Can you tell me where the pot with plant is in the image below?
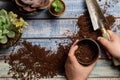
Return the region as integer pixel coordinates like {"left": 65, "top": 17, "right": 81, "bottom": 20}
{"left": 48, "top": 0, "right": 66, "bottom": 16}
{"left": 0, "top": 9, "right": 28, "bottom": 48}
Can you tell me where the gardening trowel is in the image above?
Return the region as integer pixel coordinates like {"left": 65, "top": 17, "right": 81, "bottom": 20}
{"left": 85, "top": 0, "right": 120, "bottom": 66}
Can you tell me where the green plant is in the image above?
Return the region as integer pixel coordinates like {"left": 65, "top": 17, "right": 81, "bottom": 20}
{"left": 0, "top": 9, "right": 28, "bottom": 44}
{"left": 51, "top": 0, "right": 63, "bottom": 13}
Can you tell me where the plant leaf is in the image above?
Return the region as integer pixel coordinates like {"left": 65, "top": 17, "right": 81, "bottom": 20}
{"left": 0, "top": 35, "right": 8, "bottom": 44}
{"left": 0, "top": 35, "right": 4, "bottom": 39}
{"left": 52, "top": 0, "right": 63, "bottom": 13}
{"left": 0, "top": 30, "right": 2, "bottom": 36}
{"left": 7, "top": 31, "right": 15, "bottom": 38}
{"left": 3, "top": 29, "right": 9, "bottom": 34}
{"left": 23, "top": 22, "right": 28, "bottom": 28}
{"left": 52, "top": 2, "right": 57, "bottom": 8}
{"left": 57, "top": 2, "right": 63, "bottom": 9}
{"left": 0, "top": 9, "right": 7, "bottom": 17}
{"left": 0, "top": 16, "right": 6, "bottom": 24}
{"left": 55, "top": 8, "right": 61, "bottom": 13}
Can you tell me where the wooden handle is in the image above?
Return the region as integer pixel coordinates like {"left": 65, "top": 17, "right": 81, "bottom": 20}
{"left": 101, "top": 27, "right": 110, "bottom": 40}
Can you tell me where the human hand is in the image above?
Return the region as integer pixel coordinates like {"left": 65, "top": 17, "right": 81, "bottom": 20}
{"left": 97, "top": 30, "right": 120, "bottom": 59}
{"left": 65, "top": 40, "right": 97, "bottom": 80}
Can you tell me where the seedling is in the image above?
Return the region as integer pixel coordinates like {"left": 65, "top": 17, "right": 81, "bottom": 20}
{"left": 51, "top": 0, "right": 63, "bottom": 13}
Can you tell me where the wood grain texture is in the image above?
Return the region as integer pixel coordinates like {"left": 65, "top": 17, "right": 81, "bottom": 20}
{"left": 22, "top": 19, "right": 80, "bottom": 38}
{"left": 21, "top": 19, "right": 120, "bottom": 38}
{"left": 0, "top": 0, "right": 120, "bottom": 79}
{"left": 22, "top": 19, "right": 78, "bottom": 38}
{"left": 0, "top": 78, "right": 120, "bottom": 80}
{"left": 0, "top": 39, "right": 111, "bottom": 58}
{"left": 0, "top": 0, "right": 120, "bottom": 18}
{"left": 0, "top": 60, "right": 119, "bottom": 78}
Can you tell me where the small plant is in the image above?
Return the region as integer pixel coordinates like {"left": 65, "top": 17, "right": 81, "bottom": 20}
{"left": 51, "top": 0, "right": 64, "bottom": 13}
{"left": 0, "top": 9, "right": 28, "bottom": 44}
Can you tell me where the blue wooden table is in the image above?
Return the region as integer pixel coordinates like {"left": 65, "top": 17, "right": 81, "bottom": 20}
{"left": 0, "top": 0, "right": 120, "bottom": 80}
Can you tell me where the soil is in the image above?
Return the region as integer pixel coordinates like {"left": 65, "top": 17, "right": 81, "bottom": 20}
{"left": 76, "top": 11, "right": 115, "bottom": 41}
{"left": 75, "top": 39, "right": 99, "bottom": 66}
{"left": 5, "top": 41, "right": 70, "bottom": 79}
{"left": 4, "top": 10, "right": 116, "bottom": 79}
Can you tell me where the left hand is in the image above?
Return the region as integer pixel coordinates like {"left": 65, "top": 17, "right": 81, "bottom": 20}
{"left": 65, "top": 40, "right": 98, "bottom": 80}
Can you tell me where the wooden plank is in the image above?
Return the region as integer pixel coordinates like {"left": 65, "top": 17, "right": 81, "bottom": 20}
{"left": 91, "top": 60, "right": 120, "bottom": 77}
{"left": 0, "top": 0, "right": 120, "bottom": 18}
{"left": 21, "top": 18, "right": 120, "bottom": 38}
{"left": 17, "top": 39, "right": 113, "bottom": 59}
{"left": 111, "top": 19, "right": 120, "bottom": 35}
{"left": 0, "top": 0, "right": 119, "bottom": 80}
{"left": 0, "top": 37, "right": 120, "bottom": 59}
{"left": 0, "top": 39, "right": 109, "bottom": 58}
{"left": 0, "top": 39, "right": 72, "bottom": 54}
{"left": 0, "top": 78, "right": 120, "bottom": 80}
{"left": 0, "top": 60, "right": 10, "bottom": 78}
{"left": 88, "top": 78, "right": 120, "bottom": 80}
{"left": 22, "top": 19, "right": 78, "bottom": 38}
{"left": 0, "top": 40, "right": 119, "bottom": 78}
{"left": 98, "top": 0, "right": 120, "bottom": 18}
{"left": 0, "top": 60, "right": 119, "bottom": 78}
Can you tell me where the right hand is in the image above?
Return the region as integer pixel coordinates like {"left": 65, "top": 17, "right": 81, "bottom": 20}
{"left": 97, "top": 30, "right": 120, "bottom": 59}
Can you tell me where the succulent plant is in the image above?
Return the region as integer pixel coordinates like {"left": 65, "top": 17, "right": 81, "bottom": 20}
{"left": 0, "top": 9, "right": 28, "bottom": 44}
{"left": 51, "top": 0, "right": 63, "bottom": 13}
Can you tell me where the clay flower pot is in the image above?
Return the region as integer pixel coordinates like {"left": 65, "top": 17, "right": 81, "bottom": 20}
{"left": 0, "top": 9, "right": 28, "bottom": 48}
{"left": 12, "top": 0, "right": 50, "bottom": 15}
{"left": 75, "top": 38, "right": 100, "bottom": 66}
{"left": 48, "top": 0, "right": 66, "bottom": 16}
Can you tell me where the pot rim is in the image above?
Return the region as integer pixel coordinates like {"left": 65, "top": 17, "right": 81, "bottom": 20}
{"left": 76, "top": 38, "right": 100, "bottom": 66}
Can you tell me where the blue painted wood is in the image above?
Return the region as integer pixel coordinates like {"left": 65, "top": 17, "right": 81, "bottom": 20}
{"left": 0, "top": 60, "right": 119, "bottom": 78}
{"left": 98, "top": 0, "right": 120, "bottom": 17}
{"left": 0, "top": 0, "right": 120, "bottom": 18}
{"left": 0, "top": 38, "right": 70, "bottom": 52}
{"left": 22, "top": 19, "right": 79, "bottom": 38}
{"left": 21, "top": 19, "right": 120, "bottom": 38}
{"left": 0, "top": 0, "right": 119, "bottom": 59}
{"left": 0, "top": 38, "right": 111, "bottom": 58}
{"left": 20, "top": 38, "right": 72, "bottom": 52}
{"left": 0, "top": 39, "right": 72, "bottom": 55}
{"left": 0, "top": 0, "right": 120, "bottom": 79}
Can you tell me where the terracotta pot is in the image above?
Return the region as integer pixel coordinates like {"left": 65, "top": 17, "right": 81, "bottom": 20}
{"left": 0, "top": 33, "right": 21, "bottom": 49}
{"left": 48, "top": 0, "right": 66, "bottom": 16}
{"left": 13, "top": 0, "right": 50, "bottom": 15}
{"left": 75, "top": 38, "right": 100, "bottom": 66}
